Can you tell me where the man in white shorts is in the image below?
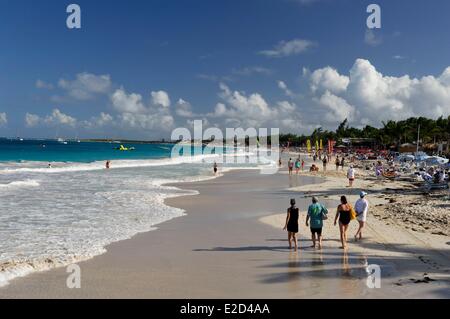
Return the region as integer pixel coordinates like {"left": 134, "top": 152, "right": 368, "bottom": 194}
{"left": 354, "top": 191, "right": 369, "bottom": 241}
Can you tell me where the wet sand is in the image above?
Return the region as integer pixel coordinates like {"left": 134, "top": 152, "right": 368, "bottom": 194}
{"left": 0, "top": 164, "right": 449, "bottom": 298}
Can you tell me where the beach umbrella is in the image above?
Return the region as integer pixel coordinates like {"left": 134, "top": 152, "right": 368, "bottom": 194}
{"left": 425, "top": 156, "right": 449, "bottom": 166}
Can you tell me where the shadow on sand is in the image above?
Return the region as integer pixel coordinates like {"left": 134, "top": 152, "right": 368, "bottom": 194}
{"left": 193, "top": 238, "right": 450, "bottom": 298}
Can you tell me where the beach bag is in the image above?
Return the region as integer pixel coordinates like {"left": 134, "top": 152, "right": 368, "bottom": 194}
{"left": 321, "top": 205, "right": 328, "bottom": 220}
{"left": 349, "top": 205, "right": 357, "bottom": 220}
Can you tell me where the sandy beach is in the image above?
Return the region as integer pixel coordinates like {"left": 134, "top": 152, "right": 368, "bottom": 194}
{"left": 0, "top": 157, "right": 449, "bottom": 298}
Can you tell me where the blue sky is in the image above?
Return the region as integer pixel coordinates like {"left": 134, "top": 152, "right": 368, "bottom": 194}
{"left": 1, "top": 0, "right": 450, "bottom": 139}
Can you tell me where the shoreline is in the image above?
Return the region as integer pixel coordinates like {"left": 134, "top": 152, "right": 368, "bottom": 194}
{"left": 0, "top": 158, "right": 449, "bottom": 298}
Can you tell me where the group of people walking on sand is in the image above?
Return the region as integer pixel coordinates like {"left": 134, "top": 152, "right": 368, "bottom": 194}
{"left": 283, "top": 191, "right": 369, "bottom": 251}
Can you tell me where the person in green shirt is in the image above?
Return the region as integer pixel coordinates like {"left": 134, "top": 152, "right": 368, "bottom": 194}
{"left": 306, "top": 197, "right": 328, "bottom": 249}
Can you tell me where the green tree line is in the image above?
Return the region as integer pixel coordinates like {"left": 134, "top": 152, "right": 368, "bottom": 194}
{"left": 279, "top": 116, "right": 450, "bottom": 149}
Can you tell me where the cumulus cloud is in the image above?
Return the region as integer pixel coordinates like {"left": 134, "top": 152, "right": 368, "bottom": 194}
{"left": 308, "top": 66, "right": 350, "bottom": 94}
{"left": 207, "top": 83, "right": 304, "bottom": 130}
{"left": 259, "top": 39, "right": 315, "bottom": 58}
{"left": 176, "top": 99, "right": 194, "bottom": 117}
{"left": 316, "top": 91, "right": 355, "bottom": 123}
{"left": 23, "top": 60, "right": 450, "bottom": 137}
{"left": 278, "top": 81, "right": 294, "bottom": 97}
{"left": 25, "top": 109, "right": 77, "bottom": 128}
{"left": 151, "top": 90, "right": 171, "bottom": 107}
{"left": 45, "top": 109, "right": 77, "bottom": 127}
{"left": 82, "top": 112, "right": 114, "bottom": 129}
{"left": 25, "top": 113, "right": 40, "bottom": 127}
{"left": 111, "top": 88, "right": 146, "bottom": 113}
{"left": 110, "top": 88, "right": 174, "bottom": 132}
{"left": 282, "top": 58, "right": 450, "bottom": 130}
{"left": 58, "top": 73, "right": 112, "bottom": 100}
{"left": 0, "top": 113, "right": 7, "bottom": 127}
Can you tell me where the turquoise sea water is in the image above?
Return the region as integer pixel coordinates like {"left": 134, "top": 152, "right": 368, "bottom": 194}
{"left": 0, "top": 138, "right": 179, "bottom": 163}
{"left": 0, "top": 138, "right": 273, "bottom": 286}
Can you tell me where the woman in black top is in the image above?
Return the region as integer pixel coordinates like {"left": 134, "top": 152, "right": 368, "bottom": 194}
{"left": 334, "top": 196, "right": 351, "bottom": 249}
{"left": 283, "top": 199, "right": 299, "bottom": 251}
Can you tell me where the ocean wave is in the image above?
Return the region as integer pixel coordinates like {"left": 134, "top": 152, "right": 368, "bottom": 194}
{"left": 0, "top": 151, "right": 275, "bottom": 287}
{"left": 0, "top": 179, "right": 40, "bottom": 188}
{"left": 0, "top": 151, "right": 265, "bottom": 175}
{"left": 0, "top": 154, "right": 223, "bottom": 174}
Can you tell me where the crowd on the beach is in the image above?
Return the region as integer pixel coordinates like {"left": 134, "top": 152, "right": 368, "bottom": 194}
{"left": 281, "top": 147, "right": 449, "bottom": 251}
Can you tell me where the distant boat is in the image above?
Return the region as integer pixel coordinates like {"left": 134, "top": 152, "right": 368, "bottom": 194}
{"left": 57, "top": 138, "right": 68, "bottom": 145}
{"left": 114, "top": 145, "right": 135, "bottom": 151}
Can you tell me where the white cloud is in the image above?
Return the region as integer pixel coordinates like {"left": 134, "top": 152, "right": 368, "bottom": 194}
{"left": 110, "top": 88, "right": 174, "bottom": 132}
{"left": 316, "top": 91, "right": 355, "bottom": 123}
{"left": 58, "top": 73, "right": 112, "bottom": 100}
{"left": 25, "top": 109, "right": 77, "bottom": 128}
{"left": 45, "top": 109, "right": 77, "bottom": 127}
{"left": 393, "top": 55, "right": 405, "bottom": 60}
{"left": 309, "top": 66, "right": 350, "bottom": 94}
{"left": 82, "top": 112, "right": 114, "bottom": 129}
{"left": 25, "top": 113, "right": 40, "bottom": 127}
{"left": 151, "top": 90, "right": 171, "bottom": 107}
{"left": 207, "top": 83, "right": 304, "bottom": 130}
{"left": 176, "top": 99, "right": 194, "bottom": 117}
{"left": 36, "top": 79, "right": 54, "bottom": 90}
{"left": 111, "top": 88, "right": 146, "bottom": 113}
{"left": 117, "top": 113, "right": 174, "bottom": 132}
{"left": 278, "top": 81, "right": 294, "bottom": 97}
{"left": 0, "top": 113, "right": 7, "bottom": 127}
{"left": 364, "top": 29, "right": 382, "bottom": 46}
{"left": 292, "top": 58, "right": 450, "bottom": 128}
{"left": 259, "top": 39, "right": 315, "bottom": 58}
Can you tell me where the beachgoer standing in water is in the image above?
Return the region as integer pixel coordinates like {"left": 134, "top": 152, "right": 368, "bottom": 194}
{"left": 295, "top": 158, "right": 301, "bottom": 174}
{"left": 347, "top": 165, "right": 355, "bottom": 187}
{"left": 334, "top": 196, "right": 353, "bottom": 249}
{"left": 301, "top": 159, "right": 305, "bottom": 171}
{"left": 213, "top": 161, "right": 218, "bottom": 175}
{"left": 288, "top": 158, "right": 294, "bottom": 175}
{"left": 306, "top": 197, "right": 328, "bottom": 249}
{"left": 283, "top": 199, "right": 299, "bottom": 251}
{"left": 106, "top": 160, "right": 111, "bottom": 169}
{"left": 354, "top": 191, "right": 369, "bottom": 241}
{"left": 322, "top": 156, "right": 328, "bottom": 172}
